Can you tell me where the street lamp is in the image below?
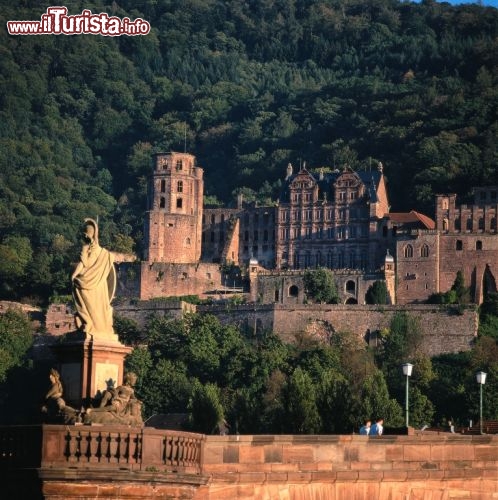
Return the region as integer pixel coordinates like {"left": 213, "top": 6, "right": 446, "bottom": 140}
{"left": 476, "top": 371, "right": 487, "bottom": 434}
{"left": 402, "top": 363, "right": 414, "bottom": 427}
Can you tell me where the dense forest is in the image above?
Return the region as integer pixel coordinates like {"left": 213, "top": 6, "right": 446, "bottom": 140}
{"left": 1, "top": 0, "right": 498, "bottom": 302}
{"left": 2, "top": 0, "right": 498, "bottom": 433}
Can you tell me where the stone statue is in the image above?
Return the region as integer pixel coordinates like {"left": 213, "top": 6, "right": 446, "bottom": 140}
{"left": 72, "top": 218, "right": 116, "bottom": 340}
{"left": 84, "top": 372, "right": 143, "bottom": 426}
{"left": 41, "top": 368, "right": 78, "bottom": 424}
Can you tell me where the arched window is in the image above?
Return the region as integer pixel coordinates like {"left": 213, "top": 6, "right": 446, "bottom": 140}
{"left": 160, "top": 180, "right": 166, "bottom": 193}
{"left": 185, "top": 237, "right": 191, "bottom": 246}
{"left": 289, "top": 285, "right": 299, "bottom": 297}
{"left": 346, "top": 280, "right": 355, "bottom": 293}
{"left": 454, "top": 217, "right": 461, "bottom": 231}
{"left": 491, "top": 217, "right": 496, "bottom": 231}
{"left": 466, "top": 218, "right": 472, "bottom": 231}
{"left": 476, "top": 240, "right": 483, "bottom": 250}
{"left": 479, "top": 218, "right": 484, "bottom": 230}
{"left": 159, "top": 197, "right": 166, "bottom": 208}
{"left": 421, "top": 244, "right": 429, "bottom": 258}
{"left": 456, "top": 240, "right": 463, "bottom": 251}
{"left": 404, "top": 244, "right": 413, "bottom": 258}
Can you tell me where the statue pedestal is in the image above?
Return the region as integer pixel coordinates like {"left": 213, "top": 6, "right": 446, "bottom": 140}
{"left": 51, "top": 331, "right": 132, "bottom": 406}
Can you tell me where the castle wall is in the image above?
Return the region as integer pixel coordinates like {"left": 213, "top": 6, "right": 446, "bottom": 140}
{"left": 201, "top": 208, "right": 239, "bottom": 263}
{"left": 138, "top": 262, "right": 223, "bottom": 300}
{"left": 198, "top": 304, "right": 477, "bottom": 357}
{"left": 395, "top": 231, "right": 439, "bottom": 304}
{"left": 252, "top": 270, "right": 387, "bottom": 305}
{"left": 114, "top": 299, "right": 196, "bottom": 328}
{"left": 438, "top": 233, "right": 498, "bottom": 303}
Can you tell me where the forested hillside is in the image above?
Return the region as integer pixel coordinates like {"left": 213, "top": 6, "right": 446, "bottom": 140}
{"left": 1, "top": 0, "right": 498, "bottom": 302}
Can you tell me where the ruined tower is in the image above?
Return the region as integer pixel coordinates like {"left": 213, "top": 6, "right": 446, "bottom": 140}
{"left": 144, "top": 152, "right": 203, "bottom": 263}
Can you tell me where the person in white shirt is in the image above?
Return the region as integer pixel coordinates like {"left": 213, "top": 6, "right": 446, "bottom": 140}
{"left": 370, "top": 418, "right": 384, "bottom": 436}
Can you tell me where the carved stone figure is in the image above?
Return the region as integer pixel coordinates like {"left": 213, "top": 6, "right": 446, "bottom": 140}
{"left": 84, "top": 372, "right": 143, "bottom": 426}
{"left": 41, "top": 368, "right": 78, "bottom": 424}
{"left": 72, "top": 218, "right": 116, "bottom": 340}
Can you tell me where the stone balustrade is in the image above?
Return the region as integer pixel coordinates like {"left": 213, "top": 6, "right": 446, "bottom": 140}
{"left": 0, "top": 424, "right": 204, "bottom": 473}
{"left": 4, "top": 426, "right": 498, "bottom": 499}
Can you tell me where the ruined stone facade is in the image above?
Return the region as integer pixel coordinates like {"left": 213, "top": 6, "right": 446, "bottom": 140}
{"left": 144, "top": 152, "right": 203, "bottom": 264}
{"left": 275, "top": 164, "right": 389, "bottom": 273}
{"left": 128, "top": 151, "right": 498, "bottom": 305}
{"left": 396, "top": 188, "right": 498, "bottom": 304}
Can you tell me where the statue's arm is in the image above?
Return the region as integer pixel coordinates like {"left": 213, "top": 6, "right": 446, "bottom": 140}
{"left": 71, "top": 245, "right": 91, "bottom": 280}
{"left": 71, "top": 262, "right": 84, "bottom": 281}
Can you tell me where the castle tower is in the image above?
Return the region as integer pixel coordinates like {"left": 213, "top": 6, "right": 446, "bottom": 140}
{"left": 384, "top": 250, "right": 395, "bottom": 304}
{"left": 144, "top": 152, "right": 203, "bottom": 263}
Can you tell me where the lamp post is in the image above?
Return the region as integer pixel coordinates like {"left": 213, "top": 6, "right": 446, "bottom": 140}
{"left": 402, "top": 363, "right": 414, "bottom": 427}
{"left": 476, "top": 371, "right": 487, "bottom": 434}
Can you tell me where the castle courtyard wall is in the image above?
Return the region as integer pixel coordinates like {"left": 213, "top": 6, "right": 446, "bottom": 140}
{"left": 199, "top": 304, "right": 477, "bottom": 357}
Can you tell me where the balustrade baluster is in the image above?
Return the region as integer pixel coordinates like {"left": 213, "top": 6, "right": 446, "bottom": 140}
{"left": 67, "top": 431, "right": 79, "bottom": 462}
{"left": 122, "top": 433, "right": 130, "bottom": 462}
{"left": 109, "top": 432, "right": 119, "bottom": 463}
{"left": 88, "top": 431, "right": 99, "bottom": 463}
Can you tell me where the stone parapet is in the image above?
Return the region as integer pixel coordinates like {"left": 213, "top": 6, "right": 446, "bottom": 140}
{"left": 197, "top": 433, "right": 498, "bottom": 499}
{"left": 4, "top": 427, "right": 498, "bottom": 499}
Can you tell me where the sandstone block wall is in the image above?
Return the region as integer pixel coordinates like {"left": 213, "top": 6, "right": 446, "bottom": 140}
{"left": 114, "top": 299, "right": 196, "bottom": 328}
{"left": 200, "top": 304, "right": 477, "bottom": 357}
{"left": 196, "top": 433, "right": 498, "bottom": 500}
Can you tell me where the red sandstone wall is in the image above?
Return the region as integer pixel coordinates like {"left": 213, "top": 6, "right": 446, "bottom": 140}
{"left": 139, "top": 261, "right": 223, "bottom": 299}
{"left": 396, "top": 232, "right": 439, "bottom": 304}
{"left": 195, "top": 434, "right": 498, "bottom": 500}
{"left": 438, "top": 233, "right": 498, "bottom": 303}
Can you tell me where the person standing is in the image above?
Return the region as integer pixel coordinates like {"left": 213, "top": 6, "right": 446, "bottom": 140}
{"left": 370, "top": 418, "right": 384, "bottom": 436}
{"left": 359, "top": 419, "right": 371, "bottom": 435}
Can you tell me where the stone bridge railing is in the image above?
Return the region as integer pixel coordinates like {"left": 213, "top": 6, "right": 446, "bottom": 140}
{"left": 0, "top": 424, "right": 204, "bottom": 474}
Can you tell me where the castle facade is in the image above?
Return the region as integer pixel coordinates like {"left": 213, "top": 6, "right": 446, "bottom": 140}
{"left": 119, "top": 151, "right": 498, "bottom": 305}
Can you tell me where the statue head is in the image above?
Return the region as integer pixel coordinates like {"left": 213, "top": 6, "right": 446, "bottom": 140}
{"left": 49, "top": 368, "right": 60, "bottom": 383}
{"left": 123, "top": 372, "right": 137, "bottom": 387}
{"left": 83, "top": 218, "right": 99, "bottom": 245}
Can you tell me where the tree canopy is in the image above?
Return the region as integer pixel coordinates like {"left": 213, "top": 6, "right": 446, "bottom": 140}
{"left": 1, "top": 0, "right": 498, "bottom": 304}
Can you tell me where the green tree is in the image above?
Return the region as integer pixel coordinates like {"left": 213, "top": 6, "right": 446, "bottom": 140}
{"left": 140, "top": 359, "right": 192, "bottom": 419}
{"left": 303, "top": 268, "right": 339, "bottom": 304}
{"left": 451, "top": 270, "right": 470, "bottom": 304}
{"left": 365, "top": 280, "right": 389, "bottom": 305}
{"left": 0, "top": 309, "right": 33, "bottom": 383}
{"left": 188, "top": 381, "right": 224, "bottom": 434}
{"left": 282, "top": 367, "right": 321, "bottom": 434}
{"left": 357, "top": 370, "right": 404, "bottom": 429}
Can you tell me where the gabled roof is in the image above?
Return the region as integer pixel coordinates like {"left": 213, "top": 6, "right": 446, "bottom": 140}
{"left": 388, "top": 210, "right": 435, "bottom": 230}
{"left": 280, "top": 167, "right": 384, "bottom": 203}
